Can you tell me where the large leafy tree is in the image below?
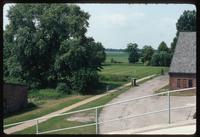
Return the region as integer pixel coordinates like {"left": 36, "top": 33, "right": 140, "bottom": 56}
{"left": 141, "top": 45, "right": 154, "bottom": 65}
{"left": 126, "top": 43, "right": 139, "bottom": 64}
{"left": 150, "top": 51, "right": 171, "bottom": 67}
{"left": 176, "top": 10, "right": 196, "bottom": 32}
{"left": 4, "top": 4, "right": 106, "bottom": 92}
{"left": 170, "top": 10, "right": 196, "bottom": 53}
{"left": 158, "top": 41, "right": 169, "bottom": 52}
{"left": 150, "top": 42, "right": 171, "bottom": 67}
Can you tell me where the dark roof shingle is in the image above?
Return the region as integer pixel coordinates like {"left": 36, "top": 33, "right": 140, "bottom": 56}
{"left": 169, "top": 32, "right": 196, "bottom": 74}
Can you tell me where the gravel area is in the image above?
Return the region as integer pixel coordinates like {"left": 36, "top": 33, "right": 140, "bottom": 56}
{"left": 99, "top": 75, "right": 196, "bottom": 134}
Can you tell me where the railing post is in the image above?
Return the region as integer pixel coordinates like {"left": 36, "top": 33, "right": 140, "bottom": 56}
{"left": 95, "top": 107, "right": 98, "bottom": 134}
{"left": 36, "top": 119, "right": 39, "bottom": 134}
{"left": 168, "top": 91, "right": 171, "bottom": 124}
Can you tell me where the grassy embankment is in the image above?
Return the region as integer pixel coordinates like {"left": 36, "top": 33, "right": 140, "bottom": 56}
{"left": 4, "top": 51, "right": 169, "bottom": 134}
{"left": 4, "top": 89, "right": 91, "bottom": 125}
{"left": 14, "top": 86, "right": 131, "bottom": 134}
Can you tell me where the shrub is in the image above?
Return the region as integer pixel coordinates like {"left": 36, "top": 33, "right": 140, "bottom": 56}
{"left": 56, "top": 83, "right": 71, "bottom": 94}
{"left": 70, "top": 68, "right": 99, "bottom": 93}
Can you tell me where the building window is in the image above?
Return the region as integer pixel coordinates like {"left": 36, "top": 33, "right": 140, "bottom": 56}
{"left": 188, "top": 79, "right": 193, "bottom": 88}
{"left": 177, "top": 79, "right": 181, "bottom": 88}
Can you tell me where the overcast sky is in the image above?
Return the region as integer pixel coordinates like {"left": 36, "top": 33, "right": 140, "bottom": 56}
{"left": 3, "top": 4, "right": 196, "bottom": 49}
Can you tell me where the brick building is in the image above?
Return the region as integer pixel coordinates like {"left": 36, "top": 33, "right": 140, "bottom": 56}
{"left": 169, "top": 32, "right": 196, "bottom": 90}
{"left": 3, "top": 83, "right": 28, "bottom": 114}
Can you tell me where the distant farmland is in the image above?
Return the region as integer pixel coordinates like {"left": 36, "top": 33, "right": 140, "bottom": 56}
{"left": 105, "top": 51, "right": 128, "bottom": 63}
{"left": 100, "top": 51, "right": 169, "bottom": 88}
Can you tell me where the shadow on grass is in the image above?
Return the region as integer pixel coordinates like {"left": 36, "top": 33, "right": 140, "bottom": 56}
{"left": 4, "top": 102, "right": 38, "bottom": 118}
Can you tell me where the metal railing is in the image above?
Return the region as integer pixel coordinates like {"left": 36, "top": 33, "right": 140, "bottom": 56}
{"left": 4, "top": 87, "right": 196, "bottom": 134}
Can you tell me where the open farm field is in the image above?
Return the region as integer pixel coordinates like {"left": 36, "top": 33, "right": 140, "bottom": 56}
{"left": 105, "top": 51, "right": 128, "bottom": 63}
{"left": 100, "top": 63, "right": 169, "bottom": 84}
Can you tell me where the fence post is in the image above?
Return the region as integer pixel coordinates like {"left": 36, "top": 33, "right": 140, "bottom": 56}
{"left": 36, "top": 119, "right": 39, "bottom": 134}
{"left": 168, "top": 91, "right": 171, "bottom": 124}
{"left": 106, "top": 85, "right": 109, "bottom": 92}
{"left": 95, "top": 107, "right": 98, "bottom": 134}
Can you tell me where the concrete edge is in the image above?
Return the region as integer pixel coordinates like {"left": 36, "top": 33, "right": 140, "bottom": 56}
{"left": 107, "top": 119, "right": 196, "bottom": 134}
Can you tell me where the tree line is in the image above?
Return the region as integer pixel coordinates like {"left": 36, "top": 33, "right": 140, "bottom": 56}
{"left": 126, "top": 10, "right": 196, "bottom": 66}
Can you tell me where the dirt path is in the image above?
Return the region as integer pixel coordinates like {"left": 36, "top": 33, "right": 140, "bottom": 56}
{"left": 4, "top": 75, "right": 156, "bottom": 134}
{"left": 99, "top": 75, "right": 196, "bottom": 134}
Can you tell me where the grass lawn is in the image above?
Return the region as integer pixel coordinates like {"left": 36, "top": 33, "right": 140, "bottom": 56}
{"left": 4, "top": 90, "right": 91, "bottom": 126}
{"left": 154, "top": 84, "right": 196, "bottom": 96}
{"left": 14, "top": 86, "right": 131, "bottom": 134}
{"left": 99, "top": 63, "right": 168, "bottom": 85}
{"left": 105, "top": 51, "right": 128, "bottom": 63}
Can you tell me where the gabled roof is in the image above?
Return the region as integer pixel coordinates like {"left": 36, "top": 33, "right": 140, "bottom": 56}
{"left": 169, "top": 32, "right": 196, "bottom": 74}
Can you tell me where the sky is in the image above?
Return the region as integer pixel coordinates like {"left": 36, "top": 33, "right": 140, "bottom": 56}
{"left": 3, "top": 4, "right": 196, "bottom": 49}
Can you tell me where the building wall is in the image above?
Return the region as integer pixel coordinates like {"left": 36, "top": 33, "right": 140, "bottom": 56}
{"left": 169, "top": 73, "right": 196, "bottom": 90}
{"left": 3, "top": 83, "right": 28, "bottom": 114}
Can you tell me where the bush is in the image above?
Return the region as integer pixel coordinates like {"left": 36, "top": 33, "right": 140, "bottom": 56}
{"left": 56, "top": 83, "right": 71, "bottom": 94}
{"left": 29, "top": 89, "right": 63, "bottom": 100}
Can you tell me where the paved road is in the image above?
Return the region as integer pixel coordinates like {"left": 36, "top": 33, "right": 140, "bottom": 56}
{"left": 99, "top": 75, "right": 196, "bottom": 134}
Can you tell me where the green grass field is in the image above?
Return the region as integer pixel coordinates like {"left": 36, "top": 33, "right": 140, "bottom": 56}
{"left": 105, "top": 51, "right": 128, "bottom": 63}
{"left": 101, "top": 51, "right": 169, "bottom": 86}
{"left": 99, "top": 63, "right": 168, "bottom": 85}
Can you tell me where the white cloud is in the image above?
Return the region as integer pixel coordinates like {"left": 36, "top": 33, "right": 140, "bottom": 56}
{"left": 90, "top": 11, "right": 145, "bottom": 28}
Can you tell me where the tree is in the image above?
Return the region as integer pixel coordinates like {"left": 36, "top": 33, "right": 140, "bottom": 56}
{"left": 150, "top": 52, "right": 160, "bottom": 66}
{"left": 150, "top": 51, "right": 171, "bottom": 67}
{"left": 141, "top": 45, "right": 154, "bottom": 65}
{"left": 176, "top": 10, "right": 196, "bottom": 32}
{"left": 158, "top": 41, "right": 169, "bottom": 52}
{"left": 126, "top": 43, "right": 139, "bottom": 64}
{"left": 4, "top": 4, "right": 106, "bottom": 92}
{"left": 170, "top": 10, "right": 196, "bottom": 53}
{"left": 159, "top": 51, "right": 172, "bottom": 66}
{"left": 170, "top": 37, "right": 177, "bottom": 53}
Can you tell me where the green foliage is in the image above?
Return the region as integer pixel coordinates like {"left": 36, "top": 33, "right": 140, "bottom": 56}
{"left": 158, "top": 41, "right": 169, "bottom": 52}
{"left": 126, "top": 43, "right": 139, "bottom": 64}
{"left": 170, "top": 10, "right": 196, "bottom": 53}
{"left": 150, "top": 42, "right": 171, "bottom": 67}
{"left": 176, "top": 10, "right": 196, "bottom": 32}
{"left": 70, "top": 68, "right": 99, "bottom": 93}
{"left": 29, "top": 89, "right": 64, "bottom": 100}
{"left": 170, "top": 37, "right": 177, "bottom": 53}
{"left": 151, "top": 51, "right": 172, "bottom": 67}
{"left": 56, "top": 83, "right": 71, "bottom": 94}
{"left": 150, "top": 52, "right": 160, "bottom": 66}
{"left": 141, "top": 45, "right": 154, "bottom": 65}
{"left": 3, "top": 4, "right": 105, "bottom": 93}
